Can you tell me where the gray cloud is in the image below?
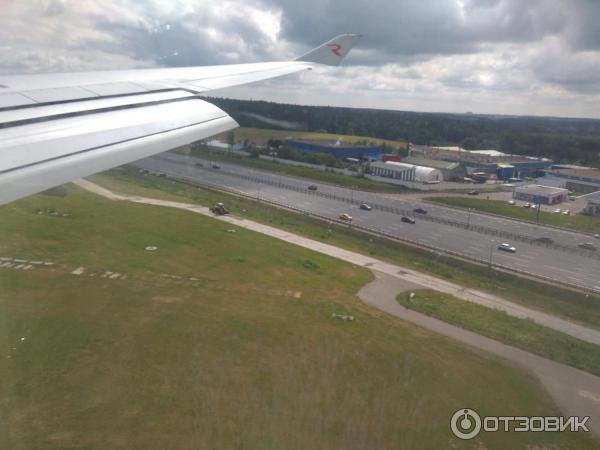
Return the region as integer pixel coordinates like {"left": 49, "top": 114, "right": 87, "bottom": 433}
{"left": 0, "top": 0, "right": 599, "bottom": 117}
{"left": 271, "top": 0, "right": 568, "bottom": 63}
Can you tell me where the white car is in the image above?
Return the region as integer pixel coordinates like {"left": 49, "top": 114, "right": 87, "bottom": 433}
{"left": 498, "top": 243, "right": 516, "bottom": 253}
{"left": 562, "top": 210, "right": 570, "bottom": 215}
{"left": 594, "top": 234, "right": 600, "bottom": 239}
{"left": 508, "top": 200, "right": 516, "bottom": 205}
{"left": 553, "top": 208, "right": 562, "bottom": 213}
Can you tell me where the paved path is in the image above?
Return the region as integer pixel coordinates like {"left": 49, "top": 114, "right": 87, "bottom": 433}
{"left": 77, "top": 178, "right": 600, "bottom": 435}
{"left": 358, "top": 271, "right": 600, "bottom": 436}
{"left": 76, "top": 178, "right": 600, "bottom": 345}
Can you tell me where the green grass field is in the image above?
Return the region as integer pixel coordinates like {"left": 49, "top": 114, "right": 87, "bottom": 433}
{"left": 426, "top": 196, "right": 600, "bottom": 234}
{"left": 91, "top": 168, "right": 600, "bottom": 331}
{"left": 398, "top": 290, "right": 600, "bottom": 376}
{"left": 2, "top": 188, "right": 597, "bottom": 449}
{"left": 216, "top": 126, "right": 406, "bottom": 148}
{"left": 188, "top": 147, "right": 409, "bottom": 193}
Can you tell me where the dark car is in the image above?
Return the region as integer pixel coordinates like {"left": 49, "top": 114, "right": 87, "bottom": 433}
{"left": 468, "top": 190, "right": 479, "bottom": 196}
{"left": 212, "top": 164, "right": 221, "bottom": 169}
{"left": 401, "top": 216, "right": 416, "bottom": 224}
{"left": 210, "top": 202, "right": 229, "bottom": 215}
{"left": 413, "top": 207, "right": 428, "bottom": 214}
{"left": 308, "top": 185, "right": 318, "bottom": 191}
{"left": 534, "top": 237, "right": 554, "bottom": 245}
{"left": 360, "top": 203, "right": 372, "bottom": 211}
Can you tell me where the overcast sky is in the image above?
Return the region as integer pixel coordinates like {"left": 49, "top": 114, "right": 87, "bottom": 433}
{"left": 2, "top": 0, "right": 599, "bottom": 118}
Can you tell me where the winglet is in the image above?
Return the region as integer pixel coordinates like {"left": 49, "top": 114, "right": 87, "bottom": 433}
{"left": 295, "top": 34, "right": 361, "bottom": 66}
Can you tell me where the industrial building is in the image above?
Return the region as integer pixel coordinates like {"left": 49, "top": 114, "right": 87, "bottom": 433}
{"left": 496, "top": 164, "right": 515, "bottom": 180}
{"left": 409, "top": 144, "right": 507, "bottom": 163}
{"left": 369, "top": 161, "right": 443, "bottom": 183}
{"left": 545, "top": 168, "right": 600, "bottom": 194}
{"left": 369, "top": 161, "right": 415, "bottom": 181}
{"left": 287, "top": 139, "right": 383, "bottom": 161}
{"left": 402, "top": 157, "right": 466, "bottom": 181}
{"left": 514, "top": 185, "right": 568, "bottom": 205}
{"left": 583, "top": 191, "right": 600, "bottom": 216}
{"left": 408, "top": 143, "right": 553, "bottom": 180}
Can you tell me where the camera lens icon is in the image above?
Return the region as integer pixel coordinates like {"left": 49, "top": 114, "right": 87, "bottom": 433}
{"left": 451, "top": 408, "right": 482, "bottom": 440}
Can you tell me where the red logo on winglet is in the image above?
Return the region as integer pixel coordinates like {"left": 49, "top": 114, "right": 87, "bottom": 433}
{"left": 328, "top": 44, "right": 342, "bottom": 57}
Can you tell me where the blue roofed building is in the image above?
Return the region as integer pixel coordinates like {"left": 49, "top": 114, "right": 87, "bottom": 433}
{"left": 287, "top": 139, "right": 384, "bottom": 161}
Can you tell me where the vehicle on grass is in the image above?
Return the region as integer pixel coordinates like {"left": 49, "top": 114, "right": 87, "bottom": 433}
{"left": 401, "top": 216, "right": 416, "bottom": 224}
{"left": 210, "top": 202, "right": 229, "bottom": 215}
{"left": 523, "top": 203, "right": 531, "bottom": 208}
{"left": 578, "top": 242, "right": 597, "bottom": 251}
{"left": 413, "top": 207, "right": 428, "bottom": 214}
{"left": 308, "top": 185, "right": 318, "bottom": 191}
{"left": 562, "top": 210, "right": 570, "bottom": 215}
{"left": 508, "top": 200, "right": 516, "bottom": 205}
{"left": 553, "top": 208, "right": 561, "bottom": 213}
{"left": 498, "top": 243, "right": 516, "bottom": 253}
{"left": 360, "top": 203, "right": 372, "bottom": 211}
{"left": 468, "top": 190, "right": 479, "bottom": 195}
{"left": 339, "top": 213, "right": 353, "bottom": 221}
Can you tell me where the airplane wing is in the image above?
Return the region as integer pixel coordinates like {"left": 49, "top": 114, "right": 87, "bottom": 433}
{"left": 0, "top": 34, "right": 361, "bottom": 205}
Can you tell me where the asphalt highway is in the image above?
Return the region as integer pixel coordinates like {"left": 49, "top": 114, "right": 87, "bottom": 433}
{"left": 131, "top": 152, "right": 600, "bottom": 293}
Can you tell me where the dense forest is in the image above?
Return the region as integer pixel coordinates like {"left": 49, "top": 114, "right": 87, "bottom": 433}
{"left": 204, "top": 97, "right": 600, "bottom": 168}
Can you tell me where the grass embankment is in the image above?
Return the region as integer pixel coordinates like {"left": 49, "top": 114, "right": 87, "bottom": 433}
{"left": 3, "top": 188, "right": 596, "bottom": 449}
{"left": 187, "top": 147, "right": 408, "bottom": 193}
{"left": 91, "top": 167, "right": 600, "bottom": 331}
{"left": 427, "top": 196, "right": 600, "bottom": 234}
{"left": 216, "top": 126, "right": 406, "bottom": 148}
{"left": 398, "top": 290, "right": 600, "bottom": 376}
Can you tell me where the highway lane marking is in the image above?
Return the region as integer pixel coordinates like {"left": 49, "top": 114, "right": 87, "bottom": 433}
{"left": 513, "top": 262, "right": 530, "bottom": 268}
{"left": 551, "top": 267, "right": 588, "bottom": 277}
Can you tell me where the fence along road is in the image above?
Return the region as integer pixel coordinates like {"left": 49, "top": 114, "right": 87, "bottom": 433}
{"left": 132, "top": 154, "right": 600, "bottom": 293}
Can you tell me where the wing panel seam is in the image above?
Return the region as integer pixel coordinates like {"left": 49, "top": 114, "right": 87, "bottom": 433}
{"left": 0, "top": 115, "right": 230, "bottom": 176}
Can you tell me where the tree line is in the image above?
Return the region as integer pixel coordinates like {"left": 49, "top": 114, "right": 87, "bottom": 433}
{"left": 203, "top": 97, "right": 600, "bottom": 168}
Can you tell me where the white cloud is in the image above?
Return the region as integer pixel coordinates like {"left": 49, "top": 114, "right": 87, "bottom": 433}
{"left": 0, "top": 0, "right": 599, "bottom": 118}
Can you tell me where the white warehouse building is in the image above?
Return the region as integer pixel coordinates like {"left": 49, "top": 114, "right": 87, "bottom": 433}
{"left": 370, "top": 161, "right": 443, "bottom": 183}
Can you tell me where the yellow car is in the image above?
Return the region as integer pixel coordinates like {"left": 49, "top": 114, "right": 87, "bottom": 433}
{"left": 339, "top": 213, "right": 353, "bottom": 221}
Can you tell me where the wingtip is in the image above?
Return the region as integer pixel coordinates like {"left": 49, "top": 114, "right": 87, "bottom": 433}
{"left": 295, "top": 33, "right": 361, "bottom": 66}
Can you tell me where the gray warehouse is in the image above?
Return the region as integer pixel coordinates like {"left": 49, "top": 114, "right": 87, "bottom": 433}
{"left": 583, "top": 191, "right": 600, "bottom": 216}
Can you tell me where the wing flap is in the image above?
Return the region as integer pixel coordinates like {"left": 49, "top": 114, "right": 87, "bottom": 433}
{"left": 0, "top": 98, "right": 237, "bottom": 205}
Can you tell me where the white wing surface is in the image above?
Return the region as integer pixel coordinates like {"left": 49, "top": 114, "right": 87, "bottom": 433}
{"left": 0, "top": 34, "right": 361, "bottom": 205}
